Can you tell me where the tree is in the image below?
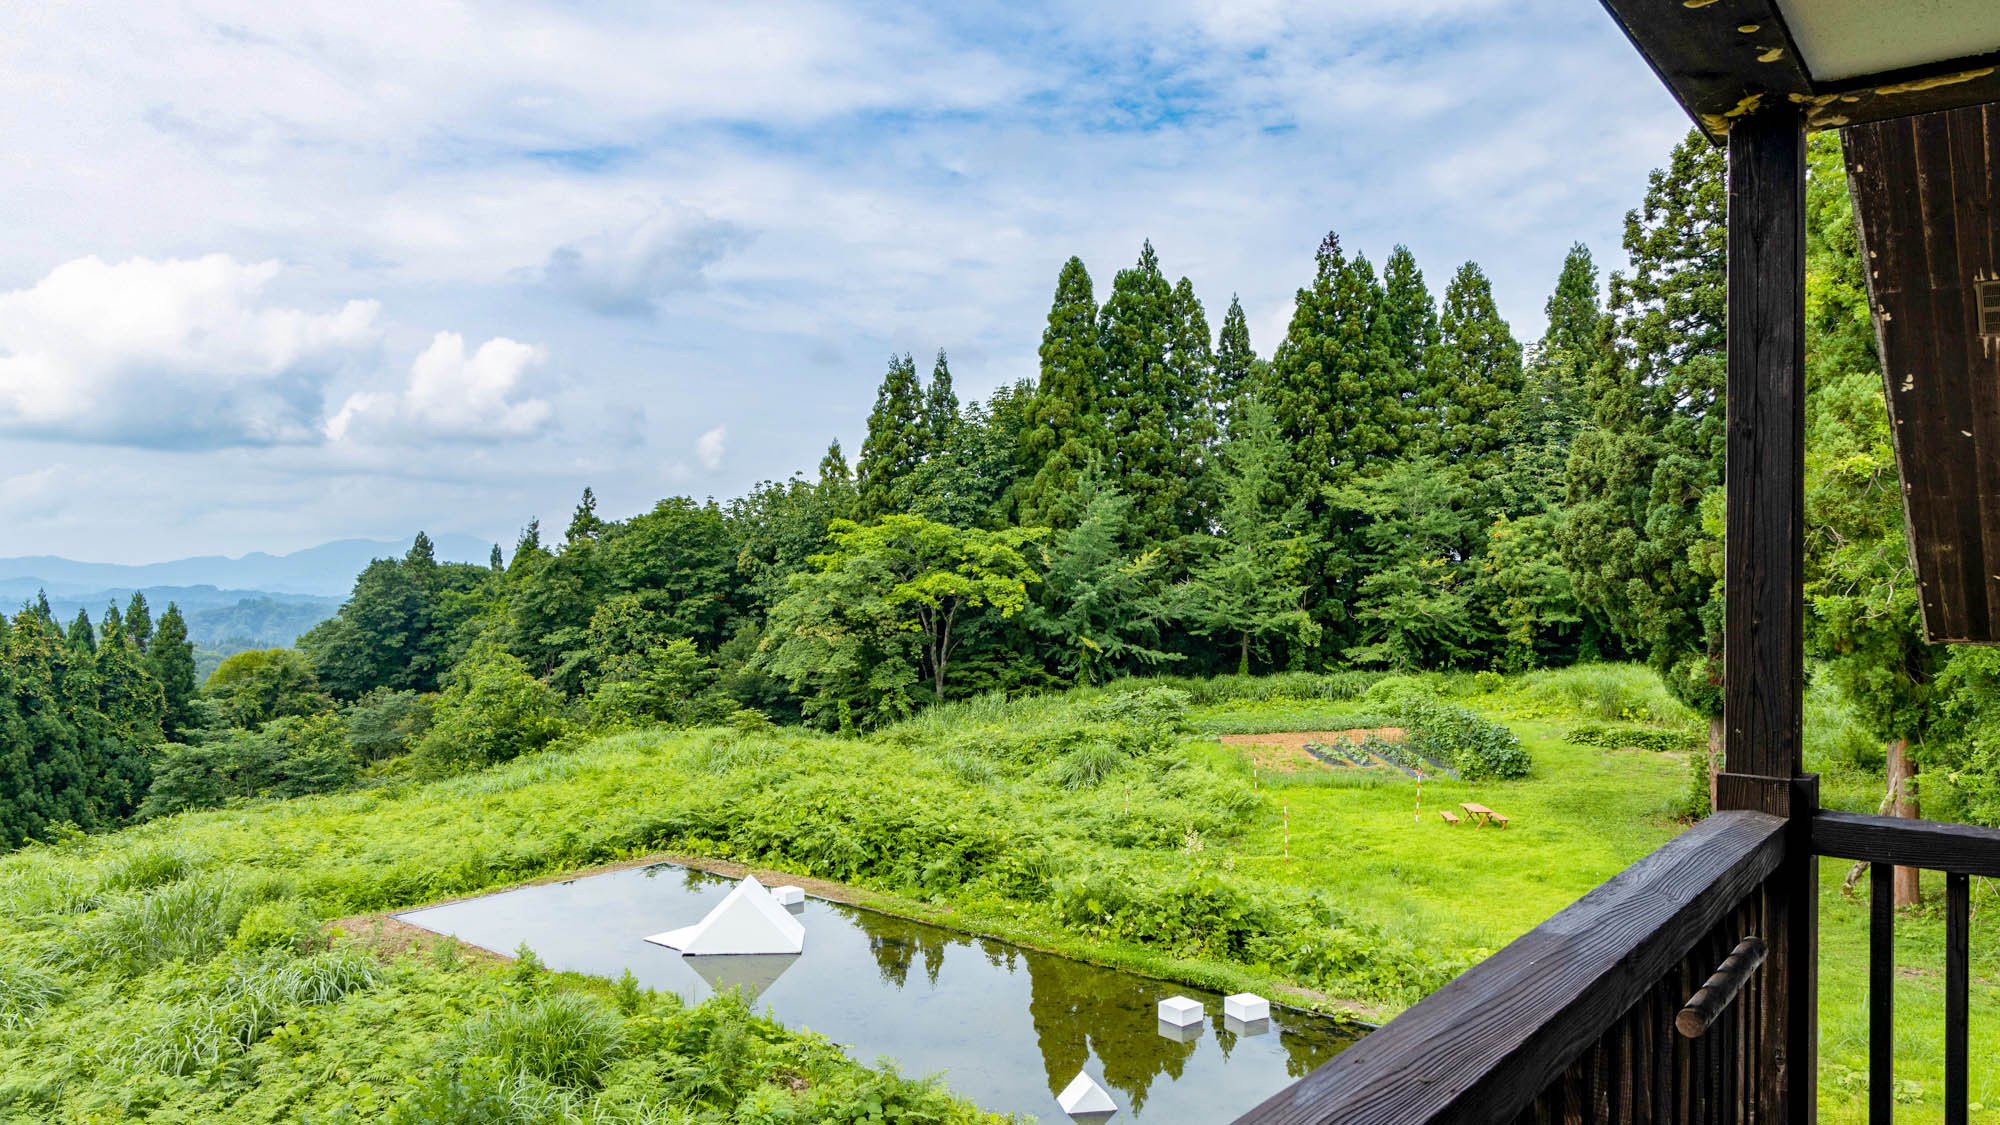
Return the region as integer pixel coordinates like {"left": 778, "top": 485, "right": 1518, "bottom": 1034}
{"left": 1419, "top": 262, "right": 1524, "bottom": 490}
{"left": 1331, "top": 458, "right": 1486, "bottom": 670}
{"left": 1022, "top": 467, "right": 1179, "bottom": 684}
{"left": 1800, "top": 131, "right": 1934, "bottom": 904}
{"left": 124, "top": 592, "right": 153, "bottom": 653}
{"left": 1021, "top": 257, "right": 1107, "bottom": 526}
{"left": 1098, "top": 242, "right": 1195, "bottom": 542}
{"left": 1380, "top": 245, "right": 1438, "bottom": 439}
{"left": 147, "top": 603, "right": 199, "bottom": 739}
{"left": 1560, "top": 129, "right": 1728, "bottom": 748}
{"left": 855, "top": 353, "right": 926, "bottom": 520}
{"left": 759, "top": 515, "right": 1040, "bottom": 723}
{"left": 566, "top": 490, "right": 604, "bottom": 545}
{"left": 1212, "top": 295, "right": 1256, "bottom": 438}
{"left": 1183, "top": 400, "right": 1321, "bottom": 673}
{"left": 66, "top": 609, "right": 95, "bottom": 656}
{"left": 206, "top": 649, "right": 331, "bottom": 729}
{"left": 408, "top": 647, "right": 569, "bottom": 777}
{"left": 922, "top": 349, "right": 958, "bottom": 456}
{"left": 1504, "top": 244, "right": 1607, "bottom": 519}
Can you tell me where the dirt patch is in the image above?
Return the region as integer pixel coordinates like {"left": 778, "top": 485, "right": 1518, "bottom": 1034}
{"left": 1220, "top": 729, "right": 1407, "bottom": 772}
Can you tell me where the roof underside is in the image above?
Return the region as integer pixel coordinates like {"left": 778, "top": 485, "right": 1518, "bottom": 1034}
{"left": 1845, "top": 103, "right": 2000, "bottom": 644}
{"left": 1598, "top": 0, "right": 2000, "bottom": 137}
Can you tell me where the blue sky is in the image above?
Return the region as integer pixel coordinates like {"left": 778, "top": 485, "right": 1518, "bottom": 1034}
{"left": 0, "top": 0, "right": 1692, "bottom": 563}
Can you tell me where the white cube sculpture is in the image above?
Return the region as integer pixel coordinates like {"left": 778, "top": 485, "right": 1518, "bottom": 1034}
{"left": 645, "top": 874, "right": 805, "bottom": 955}
{"left": 772, "top": 885, "right": 805, "bottom": 906}
{"left": 1157, "top": 995, "right": 1203, "bottom": 1027}
{"left": 1056, "top": 1070, "right": 1116, "bottom": 1116}
{"left": 1224, "top": 993, "right": 1270, "bottom": 1023}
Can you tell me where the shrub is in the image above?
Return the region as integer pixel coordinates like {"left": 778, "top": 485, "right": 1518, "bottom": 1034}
{"left": 461, "top": 992, "right": 625, "bottom": 1089}
{"left": 1568, "top": 723, "right": 1703, "bottom": 753}
{"left": 231, "top": 897, "right": 327, "bottom": 955}
{"left": 1399, "top": 698, "right": 1530, "bottom": 780}
{"left": 410, "top": 650, "right": 570, "bottom": 778}
{"left": 1048, "top": 739, "right": 1127, "bottom": 789}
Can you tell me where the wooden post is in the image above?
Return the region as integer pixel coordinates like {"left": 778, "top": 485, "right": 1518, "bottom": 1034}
{"left": 1720, "top": 106, "right": 1817, "bottom": 1124}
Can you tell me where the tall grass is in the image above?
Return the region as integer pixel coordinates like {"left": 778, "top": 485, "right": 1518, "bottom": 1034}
{"left": 0, "top": 958, "right": 62, "bottom": 1030}
{"left": 75, "top": 875, "right": 246, "bottom": 976}
{"left": 1510, "top": 663, "right": 1697, "bottom": 726}
{"left": 461, "top": 993, "right": 626, "bottom": 1090}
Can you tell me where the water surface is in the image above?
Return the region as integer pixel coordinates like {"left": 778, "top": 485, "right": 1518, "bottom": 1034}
{"left": 397, "top": 863, "right": 1354, "bottom": 1121}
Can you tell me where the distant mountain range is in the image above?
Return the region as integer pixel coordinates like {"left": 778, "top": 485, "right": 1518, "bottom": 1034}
{"left": 0, "top": 534, "right": 499, "bottom": 655}
{"left": 0, "top": 534, "right": 497, "bottom": 599}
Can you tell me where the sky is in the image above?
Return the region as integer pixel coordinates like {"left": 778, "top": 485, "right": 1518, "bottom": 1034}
{"left": 0, "top": 0, "right": 1694, "bottom": 564}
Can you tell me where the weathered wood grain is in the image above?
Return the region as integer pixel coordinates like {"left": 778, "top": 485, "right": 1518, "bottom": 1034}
{"left": 1811, "top": 810, "right": 2000, "bottom": 877}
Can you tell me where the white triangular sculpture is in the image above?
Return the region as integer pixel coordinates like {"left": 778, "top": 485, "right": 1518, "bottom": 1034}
{"left": 645, "top": 874, "right": 805, "bottom": 955}
{"left": 1057, "top": 1071, "right": 1116, "bottom": 1116}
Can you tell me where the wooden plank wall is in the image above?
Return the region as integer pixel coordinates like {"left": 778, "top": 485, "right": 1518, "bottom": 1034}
{"left": 1845, "top": 103, "right": 2000, "bottom": 644}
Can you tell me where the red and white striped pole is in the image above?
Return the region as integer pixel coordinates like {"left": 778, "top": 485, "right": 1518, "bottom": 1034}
{"left": 1415, "top": 770, "right": 1424, "bottom": 825}
{"left": 1283, "top": 798, "right": 1290, "bottom": 863}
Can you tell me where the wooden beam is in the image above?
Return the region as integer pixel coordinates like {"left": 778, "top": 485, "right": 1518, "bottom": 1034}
{"left": 1724, "top": 108, "right": 1807, "bottom": 791}
{"left": 1228, "top": 812, "right": 1787, "bottom": 1124}
{"left": 1812, "top": 810, "right": 2000, "bottom": 877}
{"left": 1721, "top": 106, "right": 1816, "bottom": 1125}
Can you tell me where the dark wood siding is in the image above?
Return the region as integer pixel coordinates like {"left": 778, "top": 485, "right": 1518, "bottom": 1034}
{"left": 1844, "top": 103, "right": 2000, "bottom": 644}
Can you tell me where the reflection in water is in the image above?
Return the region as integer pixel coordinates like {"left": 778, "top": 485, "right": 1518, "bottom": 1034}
{"left": 398, "top": 862, "right": 1355, "bottom": 1119}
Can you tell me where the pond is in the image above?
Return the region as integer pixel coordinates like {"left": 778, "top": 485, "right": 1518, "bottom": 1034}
{"left": 396, "top": 863, "right": 1357, "bottom": 1121}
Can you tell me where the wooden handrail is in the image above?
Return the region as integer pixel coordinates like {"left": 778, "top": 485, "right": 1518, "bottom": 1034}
{"left": 1676, "top": 935, "right": 1766, "bottom": 1039}
{"left": 1811, "top": 809, "right": 2000, "bottom": 876}
{"left": 1232, "top": 810, "right": 1788, "bottom": 1125}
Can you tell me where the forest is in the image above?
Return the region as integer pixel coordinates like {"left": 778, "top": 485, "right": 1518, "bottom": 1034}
{"left": 4, "top": 128, "right": 1992, "bottom": 846}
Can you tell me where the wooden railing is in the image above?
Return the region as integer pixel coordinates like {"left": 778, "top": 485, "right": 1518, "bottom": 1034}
{"left": 1234, "top": 808, "right": 2000, "bottom": 1125}
{"left": 1233, "top": 811, "right": 1789, "bottom": 1123}
{"left": 1812, "top": 811, "right": 2000, "bottom": 1125}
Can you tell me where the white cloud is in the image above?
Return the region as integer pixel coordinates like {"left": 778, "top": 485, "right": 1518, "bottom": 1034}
{"left": 695, "top": 426, "right": 726, "bottom": 472}
{"left": 0, "top": 255, "right": 379, "bottom": 447}
{"left": 326, "top": 331, "right": 552, "bottom": 444}
{"left": 542, "top": 204, "right": 750, "bottom": 317}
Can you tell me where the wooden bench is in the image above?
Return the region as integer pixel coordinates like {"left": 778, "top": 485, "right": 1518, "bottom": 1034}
{"left": 1439, "top": 810, "right": 1460, "bottom": 826}
{"left": 1489, "top": 813, "right": 1510, "bottom": 828}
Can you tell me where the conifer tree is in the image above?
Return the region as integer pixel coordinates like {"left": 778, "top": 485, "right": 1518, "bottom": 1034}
{"left": 923, "top": 349, "right": 958, "bottom": 456}
{"left": 124, "top": 592, "right": 152, "bottom": 653}
{"left": 1022, "top": 258, "right": 1108, "bottom": 527}
{"left": 1561, "top": 129, "right": 1728, "bottom": 742}
{"left": 146, "top": 603, "right": 199, "bottom": 740}
{"left": 1380, "top": 245, "right": 1438, "bottom": 441}
{"left": 490, "top": 544, "right": 505, "bottom": 571}
{"left": 855, "top": 353, "right": 925, "bottom": 520}
{"left": 1097, "top": 242, "right": 1185, "bottom": 542}
{"left": 1213, "top": 295, "right": 1256, "bottom": 436}
{"left": 67, "top": 609, "right": 95, "bottom": 656}
{"left": 566, "top": 490, "right": 604, "bottom": 545}
{"left": 1506, "top": 243, "right": 1608, "bottom": 516}
{"left": 1267, "top": 232, "right": 1402, "bottom": 509}
{"left": 1022, "top": 466, "right": 1178, "bottom": 684}
{"left": 1186, "top": 400, "right": 1321, "bottom": 673}
{"left": 1420, "top": 261, "right": 1525, "bottom": 487}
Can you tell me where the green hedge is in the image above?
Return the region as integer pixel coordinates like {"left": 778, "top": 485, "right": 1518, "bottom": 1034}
{"left": 1567, "top": 723, "right": 1704, "bottom": 753}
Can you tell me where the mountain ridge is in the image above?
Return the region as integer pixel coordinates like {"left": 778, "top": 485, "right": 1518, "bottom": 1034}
{"left": 0, "top": 533, "right": 498, "bottom": 599}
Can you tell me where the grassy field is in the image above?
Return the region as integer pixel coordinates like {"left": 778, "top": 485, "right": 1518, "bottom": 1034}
{"left": 0, "top": 663, "right": 1991, "bottom": 1121}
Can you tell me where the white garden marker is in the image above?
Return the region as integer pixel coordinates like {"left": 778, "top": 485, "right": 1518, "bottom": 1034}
{"left": 1056, "top": 1071, "right": 1116, "bottom": 1116}
{"left": 1157, "top": 995, "right": 1203, "bottom": 1027}
{"left": 1224, "top": 993, "right": 1270, "bottom": 1023}
{"left": 645, "top": 874, "right": 805, "bottom": 955}
{"left": 771, "top": 885, "right": 805, "bottom": 906}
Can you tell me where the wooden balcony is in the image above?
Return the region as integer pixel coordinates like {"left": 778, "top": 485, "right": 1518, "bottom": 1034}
{"left": 1236, "top": 808, "right": 2000, "bottom": 1124}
